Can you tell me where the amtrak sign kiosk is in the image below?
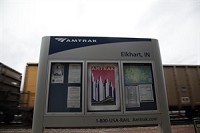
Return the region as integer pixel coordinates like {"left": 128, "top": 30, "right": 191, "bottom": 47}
{"left": 32, "top": 36, "right": 171, "bottom": 133}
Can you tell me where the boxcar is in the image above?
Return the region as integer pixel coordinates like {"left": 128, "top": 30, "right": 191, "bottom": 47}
{"left": 163, "top": 65, "right": 200, "bottom": 118}
{"left": 0, "top": 62, "right": 22, "bottom": 123}
{"left": 19, "top": 63, "right": 37, "bottom": 123}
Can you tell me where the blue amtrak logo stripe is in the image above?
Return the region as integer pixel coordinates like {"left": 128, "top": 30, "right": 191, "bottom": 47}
{"left": 49, "top": 36, "right": 151, "bottom": 55}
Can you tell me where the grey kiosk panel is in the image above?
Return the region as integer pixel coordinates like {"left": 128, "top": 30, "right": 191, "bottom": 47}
{"left": 32, "top": 36, "right": 171, "bottom": 133}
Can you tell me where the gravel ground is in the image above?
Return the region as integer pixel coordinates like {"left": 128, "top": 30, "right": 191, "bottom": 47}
{"left": 0, "top": 125, "right": 195, "bottom": 133}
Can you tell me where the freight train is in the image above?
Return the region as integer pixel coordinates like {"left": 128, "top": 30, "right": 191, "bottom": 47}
{"left": 0, "top": 63, "right": 200, "bottom": 123}
{"left": 0, "top": 62, "right": 22, "bottom": 123}
{"left": 164, "top": 65, "right": 200, "bottom": 118}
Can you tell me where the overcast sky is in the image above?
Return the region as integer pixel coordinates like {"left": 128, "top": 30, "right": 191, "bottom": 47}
{"left": 0, "top": 0, "right": 200, "bottom": 74}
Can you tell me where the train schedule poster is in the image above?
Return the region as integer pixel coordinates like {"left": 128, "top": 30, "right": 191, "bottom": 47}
{"left": 68, "top": 64, "right": 81, "bottom": 83}
{"left": 123, "top": 63, "right": 157, "bottom": 111}
{"left": 87, "top": 63, "right": 120, "bottom": 112}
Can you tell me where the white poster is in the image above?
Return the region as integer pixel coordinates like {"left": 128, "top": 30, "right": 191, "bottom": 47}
{"left": 67, "top": 87, "right": 81, "bottom": 108}
{"left": 139, "top": 84, "right": 154, "bottom": 102}
{"left": 125, "top": 86, "right": 140, "bottom": 107}
{"left": 51, "top": 64, "right": 64, "bottom": 83}
{"left": 68, "top": 64, "right": 81, "bottom": 83}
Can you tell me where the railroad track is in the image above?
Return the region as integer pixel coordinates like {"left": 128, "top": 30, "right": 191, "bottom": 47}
{"left": 170, "top": 118, "right": 193, "bottom": 125}
{"left": 0, "top": 121, "right": 32, "bottom": 129}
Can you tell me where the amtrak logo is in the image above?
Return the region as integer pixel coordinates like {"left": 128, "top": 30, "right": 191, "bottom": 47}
{"left": 55, "top": 38, "right": 67, "bottom": 42}
{"left": 55, "top": 38, "right": 97, "bottom": 43}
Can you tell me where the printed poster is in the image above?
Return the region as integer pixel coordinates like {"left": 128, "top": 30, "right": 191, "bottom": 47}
{"left": 125, "top": 86, "right": 140, "bottom": 107}
{"left": 139, "top": 84, "right": 154, "bottom": 102}
{"left": 67, "top": 87, "right": 81, "bottom": 108}
{"left": 68, "top": 64, "right": 81, "bottom": 83}
{"left": 123, "top": 64, "right": 153, "bottom": 85}
{"left": 87, "top": 63, "right": 120, "bottom": 111}
{"left": 51, "top": 64, "right": 64, "bottom": 83}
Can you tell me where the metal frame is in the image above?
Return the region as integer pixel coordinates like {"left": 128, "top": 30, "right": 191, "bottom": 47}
{"left": 45, "top": 60, "right": 85, "bottom": 115}
{"left": 85, "top": 60, "right": 123, "bottom": 115}
{"left": 121, "top": 61, "right": 160, "bottom": 114}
